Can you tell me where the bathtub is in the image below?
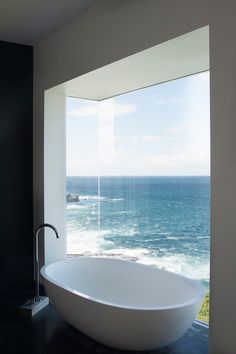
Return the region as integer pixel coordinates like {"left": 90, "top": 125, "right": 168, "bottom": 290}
{"left": 41, "top": 257, "right": 205, "bottom": 351}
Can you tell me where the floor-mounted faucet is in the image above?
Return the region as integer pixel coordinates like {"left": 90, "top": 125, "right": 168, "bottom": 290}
{"left": 19, "top": 223, "right": 59, "bottom": 317}
{"left": 35, "top": 223, "right": 59, "bottom": 302}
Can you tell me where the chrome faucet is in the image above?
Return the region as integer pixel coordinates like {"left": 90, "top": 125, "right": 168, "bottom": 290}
{"left": 34, "top": 223, "right": 59, "bottom": 302}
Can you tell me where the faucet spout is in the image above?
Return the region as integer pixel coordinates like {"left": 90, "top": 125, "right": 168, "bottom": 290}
{"left": 35, "top": 223, "right": 59, "bottom": 302}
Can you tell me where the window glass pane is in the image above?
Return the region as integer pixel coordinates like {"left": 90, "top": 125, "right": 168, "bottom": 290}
{"left": 66, "top": 72, "right": 210, "bottom": 322}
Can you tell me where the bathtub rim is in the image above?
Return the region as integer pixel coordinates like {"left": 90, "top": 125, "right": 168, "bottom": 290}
{"left": 41, "top": 256, "right": 205, "bottom": 311}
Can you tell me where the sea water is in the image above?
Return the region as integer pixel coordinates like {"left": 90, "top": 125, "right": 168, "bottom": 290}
{"left": 66, "top": 176, "right": 210, "bottom": 290}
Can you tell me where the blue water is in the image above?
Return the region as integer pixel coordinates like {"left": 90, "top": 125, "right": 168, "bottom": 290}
{"left": 66, "top": 176, "right": 210, "bottom": 290}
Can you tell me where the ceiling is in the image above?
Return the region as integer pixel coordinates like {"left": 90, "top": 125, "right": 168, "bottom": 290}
{"left": 52, "top": 26, "right": 209, "bottom": 101}
{"left": 0, "top": 0, "right": 97, "bottom": 45}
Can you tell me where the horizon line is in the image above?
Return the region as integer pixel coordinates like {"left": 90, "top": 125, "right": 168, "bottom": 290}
{"left": 66, "top": 175, "right": 210, "bottom": 177}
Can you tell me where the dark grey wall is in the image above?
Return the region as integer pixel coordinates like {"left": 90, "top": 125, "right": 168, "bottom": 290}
{"left": 34, "top": 1, "right": 236, "bottom": 352}
{"left": 0, "top": 41, "right": 33, "bottom": 286}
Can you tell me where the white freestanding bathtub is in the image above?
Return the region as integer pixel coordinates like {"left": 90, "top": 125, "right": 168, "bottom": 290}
{"left": 41, "top": 257, "right": 205, "bottom": 351}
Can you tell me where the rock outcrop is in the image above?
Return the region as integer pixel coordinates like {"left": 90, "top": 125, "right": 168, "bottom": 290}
{"left": 66, "top": 193, "right": 80, "bottom": 203}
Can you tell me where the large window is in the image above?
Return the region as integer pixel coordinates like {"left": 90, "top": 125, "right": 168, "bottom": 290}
{"left": 66, "top": 72, "right": 210, "bottom": 320}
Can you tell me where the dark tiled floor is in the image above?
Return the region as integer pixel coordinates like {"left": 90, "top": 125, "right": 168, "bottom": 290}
{"left": 0, "top": 283, "right": 208, "bottom": 354}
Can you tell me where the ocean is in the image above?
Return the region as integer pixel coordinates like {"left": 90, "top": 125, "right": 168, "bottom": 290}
{"left": 66, "top": 176, "right": 210, "bottom": 291}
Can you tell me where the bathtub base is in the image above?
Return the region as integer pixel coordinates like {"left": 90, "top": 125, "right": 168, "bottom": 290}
{"left": 19, "top": 296, "right": 49, "bottom": 317}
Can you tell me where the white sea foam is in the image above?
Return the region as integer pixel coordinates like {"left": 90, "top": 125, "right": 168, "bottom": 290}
{"left": 103, "top": 247, "right": 150, "bottom": 259}
{"left": 110, "top": 198, "right": 124, "bottom": 202}
{"left": 111, "top": 227, "right": 140, "bottom": 237}
{"left": 66, "top": 204, "right": 90, "bottom": 210}
{"left": 166, "top": 236, "right": 180, "bottom": 240}
{"left": 136, "top": 253, "right": 209, "bottom": 281}
{"left": 79, "top": 195, "right": 106, "bottom": 201}
{"left": 67, "top": 229, "right": 112, "bottom": 254}
{"left": 67, "top": 229, "right": 209, "bottom": 283}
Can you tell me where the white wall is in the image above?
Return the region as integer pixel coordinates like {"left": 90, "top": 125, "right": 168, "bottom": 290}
{"left": 44, "top": 90, "right": 66, "bottom": 265}
{"left": 34, "top": 1, "right": 236, "bottom": 353}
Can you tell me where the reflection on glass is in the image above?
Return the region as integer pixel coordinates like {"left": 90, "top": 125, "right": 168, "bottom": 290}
{"left": 66, "top": 72, "right": 210, "bottom": 302}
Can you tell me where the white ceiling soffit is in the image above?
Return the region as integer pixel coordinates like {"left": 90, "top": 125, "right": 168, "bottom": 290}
{"left": 55, "top": 26, "right": 209, "bottom": 101}
{"left": 0, "top": 0, "right": 97, "bottom": 45}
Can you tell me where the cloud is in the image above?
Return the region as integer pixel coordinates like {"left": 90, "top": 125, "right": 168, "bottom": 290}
{"left": 67, "top": 100, "right": 136, "bottom": 118}
{"left": 152, "top": 94, "right": 181, "bottom": 105}
{"left": 167, "top": 122, "right": 189, "bottom": 134}
{"left": 113, "top": 103, "right": 136, "bottom": 115}
{"left": 68, "top": 103, "right": 98, "bottom": 117}
{"left": 67, "top": 142, "right": 210, "bottom": 176}
{"left": 120, "top": 135, "right": 161, "bottom": 145}
{"left": 141, "top": 153, "right": 187, "bottom": 168}
{"left": 142, "top": 135, "right": 160, "bottom": 142}
{"left": 111, "top": 143, "right": 209, "bottom": 171}
{"left": 66, "top": 158, "right": 99, "bottom": 176}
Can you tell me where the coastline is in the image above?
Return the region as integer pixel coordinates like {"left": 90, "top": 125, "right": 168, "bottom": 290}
{"left": 198, "top": 293, "right": 209, "bottom": 323}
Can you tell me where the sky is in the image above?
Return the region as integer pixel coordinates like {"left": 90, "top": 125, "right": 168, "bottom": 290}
{"left": 66, "top": 71, "right": 210, "bottom": 176}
